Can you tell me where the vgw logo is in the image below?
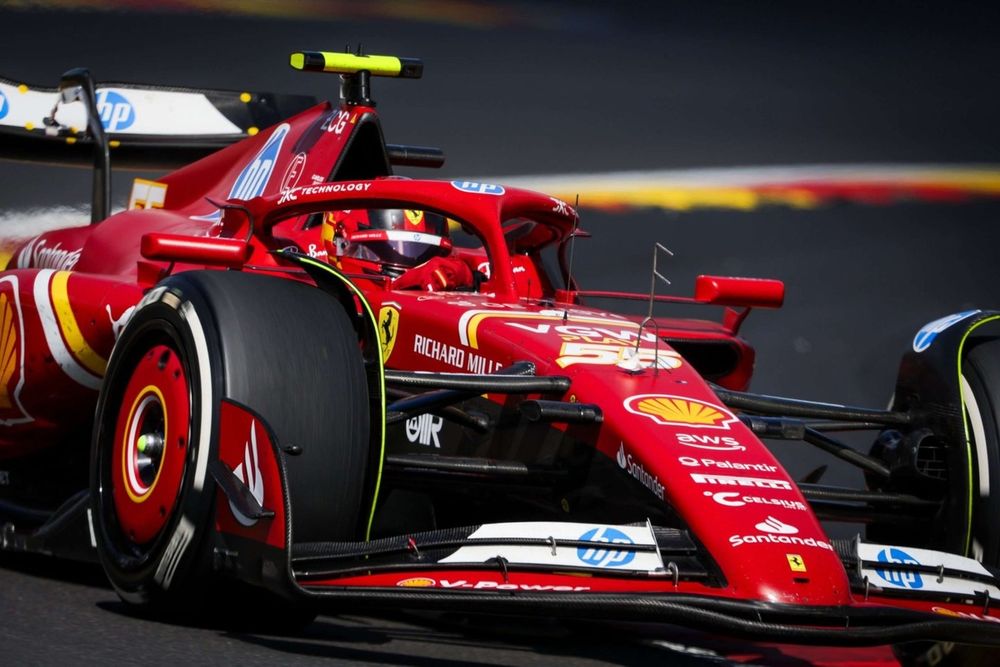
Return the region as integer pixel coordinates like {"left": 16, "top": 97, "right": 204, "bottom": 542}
{"left": 576, "top": 527, "right": 635, "bottom": 568}
{"left": 96, "top": 90, "right": 135, "bottom": 132}
{"left": 0, "top": 90, "right": 9, "bottom": 120}
{"left": 874, "top": 547, "right": 923, "bottom": 589}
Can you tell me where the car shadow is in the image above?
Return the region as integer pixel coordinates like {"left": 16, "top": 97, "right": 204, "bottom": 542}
{"left": 225, "top": 611, "right": 829, "bottom": 666}
{"left": 0, "top": 553, "right": 885, "bottom": 666}
{"left": 0, "top": 551, "right": 110, "bottom": 589}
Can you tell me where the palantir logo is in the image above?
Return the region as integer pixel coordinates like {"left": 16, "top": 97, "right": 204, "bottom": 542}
{"left": 577, "top": 527, "right": 635, "bottom": 568}
{"left": 0, "top": 90, "right": 9, "bottom": 120}
{"left": 96, "top": 90, "right": 135, "bottom": 132}
{"left": 228, "top": 123, "right": 290, "bottom": 201}
{"left": 874, "top": 547, "right": 923, "bottom": 589}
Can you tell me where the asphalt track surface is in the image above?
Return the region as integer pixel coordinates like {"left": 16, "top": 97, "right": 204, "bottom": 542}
{"left": 2, "top": 3, "right": 1000, "bottom": 665}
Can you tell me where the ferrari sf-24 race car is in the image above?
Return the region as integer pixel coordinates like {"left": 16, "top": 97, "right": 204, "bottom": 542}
{"left": 1, "top": 51, "right": 1000, "bottom": 658}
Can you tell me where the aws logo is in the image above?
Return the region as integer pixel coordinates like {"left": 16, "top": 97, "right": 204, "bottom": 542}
{"left": 624, "top": 394, "right": 738, "bottom": 430}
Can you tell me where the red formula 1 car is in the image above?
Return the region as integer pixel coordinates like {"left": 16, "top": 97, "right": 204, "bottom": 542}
{"left": 1, "top": 51, "right": 1000, "bottom": 663}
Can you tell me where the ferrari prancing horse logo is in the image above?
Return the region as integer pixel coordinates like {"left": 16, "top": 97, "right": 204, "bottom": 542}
{"left": 403, "top": 210, "right": 424, "bottom": 227}
{"left": 378, "top": 305, "right": 400, "bottom": 361}
{"left": 786, "top": 553, "right": 807, "bottom": 572}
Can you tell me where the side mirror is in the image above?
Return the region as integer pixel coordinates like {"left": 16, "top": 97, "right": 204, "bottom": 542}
{"left": 695, "top": 275, "right": 785, "bottom": 309}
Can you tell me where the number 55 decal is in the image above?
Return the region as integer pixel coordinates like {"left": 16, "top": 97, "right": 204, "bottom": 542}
{"left": 555, "top": 342, "right": 682, "bottom": 369}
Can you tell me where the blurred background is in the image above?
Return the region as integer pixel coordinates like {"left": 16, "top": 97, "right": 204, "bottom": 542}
{"left": 1, "top": 1, "right": 999, "bottom": 664}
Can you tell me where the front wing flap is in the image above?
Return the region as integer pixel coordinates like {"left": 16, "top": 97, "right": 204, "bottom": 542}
{"left": 278, "top": 518, "right": 1000, "bottom": 647}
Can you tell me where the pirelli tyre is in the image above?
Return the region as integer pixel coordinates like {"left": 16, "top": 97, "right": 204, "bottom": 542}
{"left": 90, "top": 270, "right": 372, "bottom": 613}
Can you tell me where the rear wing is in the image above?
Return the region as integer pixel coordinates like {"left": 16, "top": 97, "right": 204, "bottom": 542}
{"left": 0, "top": 73, "right": 317, "bottom": 170}
{"left": 1, "top": 53, "right": 444, "bottom": 224}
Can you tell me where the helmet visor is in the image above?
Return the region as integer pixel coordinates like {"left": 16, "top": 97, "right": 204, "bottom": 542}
{"left": 347, "top": 229, "right": 452, "bottom": 268}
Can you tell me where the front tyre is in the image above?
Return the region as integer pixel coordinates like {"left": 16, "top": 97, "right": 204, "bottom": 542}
{"left": 959, "top": 337, "right": 1000, "bottom": 564}
{"left": 91, "top": 271, "right": 374, "bottom": 612}
{"left": 895, "top": 337, "right": 1000, "bottom": 667}
{"left": 91, "top": 285, "right": 218, "bottom": 605}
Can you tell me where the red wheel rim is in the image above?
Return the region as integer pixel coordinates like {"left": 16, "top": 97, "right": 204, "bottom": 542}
{"left": 111, "top": 344, "right": 191, "bottom": 544}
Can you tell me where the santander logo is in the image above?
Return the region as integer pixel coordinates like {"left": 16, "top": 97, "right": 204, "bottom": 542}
{"left": 229, "top": 420, "right": 265, "bottom": 527}
{"left": 755, "top": 516, "right": 798, "bottom": 535}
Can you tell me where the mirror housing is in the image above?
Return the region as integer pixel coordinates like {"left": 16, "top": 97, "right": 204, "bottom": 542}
{"left": 695, "top": 275, "right": 784, "bottom": 309}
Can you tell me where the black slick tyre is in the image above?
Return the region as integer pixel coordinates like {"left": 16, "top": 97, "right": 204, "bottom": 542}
{"left": 91, "top": 270, "right": 372, "bottom": 614}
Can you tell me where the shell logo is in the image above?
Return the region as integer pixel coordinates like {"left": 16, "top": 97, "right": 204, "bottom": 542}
{"left": 0, "top": 277, "right": 31, "bottom": 425}
{"left": 0, "top": 293, "right": 16, "bottom": 410}
{"left": 624, "top": 394, "right": 738, "bottom": 430}
{"left": 396, "top": 577, "right": 435, "bottom": 587}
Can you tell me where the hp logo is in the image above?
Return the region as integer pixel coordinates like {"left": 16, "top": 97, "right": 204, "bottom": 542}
{"left": 0, "top": 90, "right": 8, "bottom": 120}
{"left": 874, "top": 547, "right": 923, "bottom": 589}
{"left": 450, "top": 180, "right": 505, "bottom": 196}
{"left": 576, "top": 527, "right": 635, "bottom": 568}
{"left": 96, "top": 90, "right": 135, "bottom": 132}
{"left": 228, "top": 124, "right": 290, "bottom": 201}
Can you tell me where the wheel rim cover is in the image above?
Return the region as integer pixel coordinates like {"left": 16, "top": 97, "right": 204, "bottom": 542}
{"left": 111, "top": 344, "right": 191, "bottom": 544}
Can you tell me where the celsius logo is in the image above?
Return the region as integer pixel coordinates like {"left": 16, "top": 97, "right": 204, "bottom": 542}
{"left": 577, "top": 527, "right": 635, "bottom": 568}
{"left": 0, "top": 90, "right": 8, "bottom": 120}
{"left": 874, "top": 547, "right": 923, "bottom": 589}
{"left": 229, "top": 123, "right": 290, "bottom": 201}
{"left": 755, "top": 516, "right": 798, "bottom": 535}
{"left": 616, "top": 443, "right": 664, "bottom": 500}
{"left": 96, "top": 90, "right": 135, "bottom": 132}
{"left": 704, "top": 491, "right": 807, "bottom": 511}
{"left": 229, "top": 420, "right": 265, "bottom": 527}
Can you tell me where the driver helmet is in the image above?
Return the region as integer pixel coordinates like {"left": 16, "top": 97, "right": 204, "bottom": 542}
{"left": 322, "top": 208, "right": 452, "bottom": 277}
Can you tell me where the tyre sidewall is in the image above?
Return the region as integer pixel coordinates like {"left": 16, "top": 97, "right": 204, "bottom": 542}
{"left": 91, "top": 282, "right": 221, "bottom": 604}
{"left": 962, "top": 338, "right": 1000, "bottom": 564}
